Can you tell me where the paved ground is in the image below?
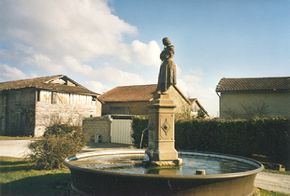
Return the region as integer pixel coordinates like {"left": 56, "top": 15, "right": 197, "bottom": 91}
{"left": 255, "top": 172, "right": 290, "bottom": 194}
{"left": 0, "top": 139, "right": 32, "bottom": 158}
{"left": 0, "top": 140, "right": 290, "bottom": 194}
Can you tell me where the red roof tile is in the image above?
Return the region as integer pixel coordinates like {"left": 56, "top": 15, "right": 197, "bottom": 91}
{"left": 216, "top": 77, "right": 290, "bottom": 92}
{"left": 99, "top": 84, "right": 157, "bottom": 102}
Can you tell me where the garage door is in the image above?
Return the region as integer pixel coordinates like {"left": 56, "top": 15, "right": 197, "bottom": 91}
{"left": 111, "top": 119, "right": 133, "bottom": 144}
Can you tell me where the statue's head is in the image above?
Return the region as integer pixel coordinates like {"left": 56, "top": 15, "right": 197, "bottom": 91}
{"left": 162, "top": 37, "right": 171, "bottom": 46}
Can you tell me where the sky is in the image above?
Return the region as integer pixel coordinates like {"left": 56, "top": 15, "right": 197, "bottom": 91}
{"left": 0, "top": 0, "right": 290, "bottom": 116}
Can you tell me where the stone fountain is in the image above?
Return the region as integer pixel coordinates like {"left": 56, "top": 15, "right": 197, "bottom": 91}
{"left": 65, "top": 37, "right": 263, "bottom": 196}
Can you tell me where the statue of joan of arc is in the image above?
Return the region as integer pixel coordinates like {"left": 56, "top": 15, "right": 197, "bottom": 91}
{"left": 157, "top": 37, "right": 177, "bottom": 93}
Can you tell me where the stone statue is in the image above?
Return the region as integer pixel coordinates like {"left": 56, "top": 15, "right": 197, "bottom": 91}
{"left": 157, "top": 37, "right": 177, "bottom": 93}
{"left": 146, "top": 37, "right": 181, "bottom": 166}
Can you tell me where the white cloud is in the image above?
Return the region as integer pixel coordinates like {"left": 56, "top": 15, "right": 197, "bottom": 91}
{"left": 62, "top": 56, "right": 94, "bottom": 75}
{"left": 1, "top": 0, "right": 218, "bottom": 115}
{"left": 0, "top": 0, "right": 161, "bottom": 91}
{"left": 177, "top": 68, "right": 219, "bottom": 117}
{"left": 131, "top": 40, "right": 161, "bottom": 67}
{"left": 0, "top": 0, "right": 217, "bottom": 115}
{"left": 0, "top": 64, "right": 26, "bottom": 81}
{"left": 85, "top": 80, "right": 106, "bottom": 94}
{"left": 28, "top": 53, "right": 62, "bottom": 73}
{"left": 94, "top": 66, "right": 145, "bottom": 86}
{"left": 0, "top": 0, "right": 137, "bottom": 60}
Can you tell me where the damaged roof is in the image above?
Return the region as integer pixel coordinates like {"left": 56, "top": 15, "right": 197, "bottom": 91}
{"left": 0, "top": 75, "right": 99, "bottom": 96}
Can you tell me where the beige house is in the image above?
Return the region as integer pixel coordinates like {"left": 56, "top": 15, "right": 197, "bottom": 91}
{"left": 189, "top": 98, "right": 209, "bottom": 118}
{"left": 99, "top": 84, "right": 208, "bottom": 117}
{"left": 0, "top": 75, "right": 101, "bottom": 136}
{"left": 216, "top": 77, "right": 290, "bottom": 119}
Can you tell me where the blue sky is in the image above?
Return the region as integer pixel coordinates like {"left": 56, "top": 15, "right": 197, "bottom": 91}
{"left": 112, "top": 0, "right": 290, "bottom": 78}
{"left": 0, "top": 0, "right": 290, "bottom": 116}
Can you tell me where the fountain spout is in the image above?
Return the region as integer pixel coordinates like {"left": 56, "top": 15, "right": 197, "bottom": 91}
{"left": 139, "top": 127, "right": 148, "bottom": 149}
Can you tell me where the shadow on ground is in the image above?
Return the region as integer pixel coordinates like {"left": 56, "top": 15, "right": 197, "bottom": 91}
{"left": 0, "top": 159, "right": 33, "bottom": 173}
{"left": 1, "top": 173, "right": 71, "bottom": 196}
{"left": 0, "top": 159, "right": 28, "bottom": 166}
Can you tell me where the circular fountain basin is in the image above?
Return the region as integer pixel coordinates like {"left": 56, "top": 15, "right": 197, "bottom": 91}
{"left": 65, "top": 149, "right": 263, "bottom": 196}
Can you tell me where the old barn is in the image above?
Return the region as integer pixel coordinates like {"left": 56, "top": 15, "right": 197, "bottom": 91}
{"left": 0, "top": 75, "right": 101, "bottom": 136}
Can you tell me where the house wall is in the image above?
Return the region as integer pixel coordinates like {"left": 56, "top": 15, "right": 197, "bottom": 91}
{"left": 220, "top": 91, "right": 290, "bottom": 118}
{"left": 102, "top": 86, "right": 190, "bottom": 116}
{"left": 1, "top": 89, "right": 36, "bottom": 136}
{"left": 82, "top": 116, "right": 112, "bottom": 143}
{"left": 190, "top": 102, "right": 203, "bottom": 117}
{"left": 167, "top": 86, "right": 190, "bottom": 113}
{"left": 34, "top": 90, "right": 101, "bottom": 136}
{"left": 102, "top": 101, "right": 151, "bottom": 115}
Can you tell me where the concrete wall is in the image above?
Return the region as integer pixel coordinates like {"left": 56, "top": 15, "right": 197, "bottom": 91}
{"left": 1, "top": 89, "right": 36, "bottom": 136}
{"left": 35, "top": 90, "right": 101, "bottom": 137}
{"left": 220, "top": 91, "right": 290, "bottom": 118}
{"left": 83, "top": 116, "right": 112, "bottom": 143}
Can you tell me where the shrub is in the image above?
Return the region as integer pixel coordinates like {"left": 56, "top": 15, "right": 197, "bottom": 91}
{"left": 131, "top": 117, "right": 148, "bottom": 148}
{"left": 175, "top": 118, "right": 290, "bottom": 166}
{"left": 29, "top": 124, "right": 85, "bottom": 169}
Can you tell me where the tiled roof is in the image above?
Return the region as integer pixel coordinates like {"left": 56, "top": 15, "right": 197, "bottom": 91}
{"left": 216, "top": 77, "right": 290, "bottom": 92}
{"left": 0, "top": 75, "right": 98, "bottom": 96}
{"left": 99, "top": 84, "right": 157, "bottom": 102}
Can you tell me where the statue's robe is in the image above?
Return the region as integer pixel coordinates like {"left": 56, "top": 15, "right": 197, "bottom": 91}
{"left": 157, "top": 45, "right": 176, "bottom": 92}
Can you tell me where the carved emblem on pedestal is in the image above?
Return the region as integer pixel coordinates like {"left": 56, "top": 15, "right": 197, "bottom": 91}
{"left": 160, "top": 119, "right": 170, "bottom": 138}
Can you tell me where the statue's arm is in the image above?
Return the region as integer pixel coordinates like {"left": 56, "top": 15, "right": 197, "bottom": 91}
{"left": 160, "top": 50, "right": 166, "bottom": 60}
{"left": 168, "top": 46, "right": 175, "bottom": 57}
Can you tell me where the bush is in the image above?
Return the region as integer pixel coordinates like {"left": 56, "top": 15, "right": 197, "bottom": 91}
{"left": 29, "top": 124, "right": 85, "bottom": 169}
{"left": 176, "top": 118, "right": 290, "bottom": 167}
{"left": 132, "top": 117, "right": 290, "bottom": 168}
{"left": 131, "top": 117, "right": 148, "bottom": 148}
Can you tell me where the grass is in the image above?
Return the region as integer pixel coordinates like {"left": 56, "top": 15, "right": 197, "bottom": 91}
{"left": 260, "top": 189, "right": 289, "bottom": 196}
{"left": 0, "top": 136, "right": 34, "bottom": 140}
{"left": 0, "top": 157, "right": 70, "bottom": 196}
{"left": 0, "top": 157, "right": 288, "bottom": 196}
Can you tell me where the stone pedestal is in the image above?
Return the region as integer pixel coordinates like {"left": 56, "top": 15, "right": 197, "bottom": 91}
{"left": 146, "top": 92, "right": 182, "bottom": 166}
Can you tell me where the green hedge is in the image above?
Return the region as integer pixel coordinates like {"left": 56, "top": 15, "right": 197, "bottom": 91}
{"left": 132, "top": 118, "right": 290, "bottom": 167}
{"left": 131, "top": 117, "right": 148, "bottom": 148}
